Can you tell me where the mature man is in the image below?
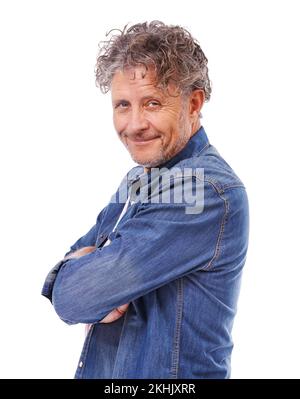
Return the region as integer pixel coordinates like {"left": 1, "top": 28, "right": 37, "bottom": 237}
{"left": 42, "top": 21, "right": 249, "bottom": 379}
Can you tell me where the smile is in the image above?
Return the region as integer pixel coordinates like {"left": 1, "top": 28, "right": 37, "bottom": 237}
{"left": 128, "top": 136, "right": 160, "bottom": 146}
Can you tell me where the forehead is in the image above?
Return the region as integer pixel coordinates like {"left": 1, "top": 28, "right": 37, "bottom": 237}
{"left": 112, "top": 66, "right": 158, "bottom": 93}
{"left": 111, "top": 66, "right": 176, "bottom": 99}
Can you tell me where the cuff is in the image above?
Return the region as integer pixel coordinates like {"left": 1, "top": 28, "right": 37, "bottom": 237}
{"left": 41, "top": 259, "right": 67, "bottom": 303}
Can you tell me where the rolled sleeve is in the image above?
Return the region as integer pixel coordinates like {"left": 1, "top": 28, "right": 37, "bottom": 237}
{"left": 41, "top": 259, "right": 69, "bottom": 302}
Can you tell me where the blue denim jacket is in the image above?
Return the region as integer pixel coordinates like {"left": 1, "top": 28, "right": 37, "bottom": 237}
{"left": 42, "top": 126, "right": 249, "bottom": 379}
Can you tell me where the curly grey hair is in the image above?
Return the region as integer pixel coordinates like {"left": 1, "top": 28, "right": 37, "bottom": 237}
{"left": 95, "top": 21, "right": 211, "bottom": 100}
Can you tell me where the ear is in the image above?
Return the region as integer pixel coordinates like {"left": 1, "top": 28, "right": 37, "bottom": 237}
{"left": 189, "top": 89, "right": 205, "bottom": 119}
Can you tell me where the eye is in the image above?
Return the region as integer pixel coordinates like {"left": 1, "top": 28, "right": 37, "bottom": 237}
{"left": 146, "top": 100, "right": 161, "bottom": 109}
{"left": 115, "top": 101, "right": 129, "bottom": 109}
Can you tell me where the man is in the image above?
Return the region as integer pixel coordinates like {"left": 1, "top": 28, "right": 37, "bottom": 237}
{"left": 42, "top": 21, "right": 249, "bottom": 379}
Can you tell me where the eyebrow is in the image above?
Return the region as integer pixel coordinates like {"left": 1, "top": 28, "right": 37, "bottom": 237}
{"left": 112, "top": 94, "right": 165, "bottom": 105}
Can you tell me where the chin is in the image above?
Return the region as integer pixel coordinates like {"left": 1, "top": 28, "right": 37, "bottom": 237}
{"left": 131, "top": 152, "right": 166, "bottom": 168}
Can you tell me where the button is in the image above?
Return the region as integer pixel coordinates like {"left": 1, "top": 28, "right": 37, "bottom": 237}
{"left": 79, "top": 361, "right": 83, "bottom": 368}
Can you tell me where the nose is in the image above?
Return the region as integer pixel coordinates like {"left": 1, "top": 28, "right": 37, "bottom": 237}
{"left": 127, "top": 107, "right": 149, "bottom": 136}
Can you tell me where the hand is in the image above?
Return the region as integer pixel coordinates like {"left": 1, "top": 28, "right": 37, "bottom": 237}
{"left": 99, "top": 303, "right": 130, "bottom": 323}
{"left": 85, "top": 303, "right": 129, "bottom": 335}
{"left": 64, "top": 246, "right": 96, "bottom": 260}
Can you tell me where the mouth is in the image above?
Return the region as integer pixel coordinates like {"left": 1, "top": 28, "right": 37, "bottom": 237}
{"left": 127, "top": 136, "right": 160, "bottom": 146}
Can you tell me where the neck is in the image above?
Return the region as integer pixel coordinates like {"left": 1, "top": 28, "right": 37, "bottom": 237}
{"left": 192, "top": 120, "right": 201, "bottom": 135}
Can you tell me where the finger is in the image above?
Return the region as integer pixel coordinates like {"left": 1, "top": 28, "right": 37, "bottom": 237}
{"left": 117, "top": 303, "right": 129, "bottom": 313}
{"left": 100, "top": 304, "right": 129, "bottom": 323}
{"left": 100, "top": 309, "right": 123, "bottom": 323}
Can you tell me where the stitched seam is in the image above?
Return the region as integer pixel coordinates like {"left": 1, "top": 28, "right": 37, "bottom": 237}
{"left": 223, "top": 183, "right": 245, "bottom": 190}
{"left": 197, "top": 142, "right": 210, "bottom": 155}
{"left": 75, "top": 324, "right": 95, "bottom": 378}
{"left": 111, "top": 310, "right": 130, "bottom": 378}
{"left": 200, "top": 177, "right": 223, "bottom": 194}
{"left": 170, "top": 278, "right": 184, "bottom": 379}
{"left": 202, "top": 188, "right": 229, "bottom": 271}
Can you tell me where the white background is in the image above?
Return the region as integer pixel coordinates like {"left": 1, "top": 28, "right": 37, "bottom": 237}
{"left": 0, "top": 0, "right": 299, "bottom": 379}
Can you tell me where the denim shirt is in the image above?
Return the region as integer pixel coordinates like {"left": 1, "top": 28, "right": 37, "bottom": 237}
{"left": 42, "top": 126, "right": 249, "bottom": 379}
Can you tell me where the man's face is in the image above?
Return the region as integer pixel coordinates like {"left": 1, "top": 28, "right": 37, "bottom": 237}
{"left": 111, "top": 66, "right": 198, "bottom": 167}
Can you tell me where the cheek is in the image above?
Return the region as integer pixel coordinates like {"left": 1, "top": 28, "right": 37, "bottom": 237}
{"left": 153, "top": 113, "right": 180, "bottom": 141}
{"left": 148, "top": 112, "right": 174, "bottom": 134}
{"left": 113, "top": 114, "right": 125, "bottom": 134}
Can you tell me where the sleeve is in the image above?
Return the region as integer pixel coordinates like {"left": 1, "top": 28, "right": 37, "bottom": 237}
{"left": 50, "top": 179, "right": 228, "bottom": 325}
{"left": 41, "top": 167, "right": 137, "bottom": 304}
